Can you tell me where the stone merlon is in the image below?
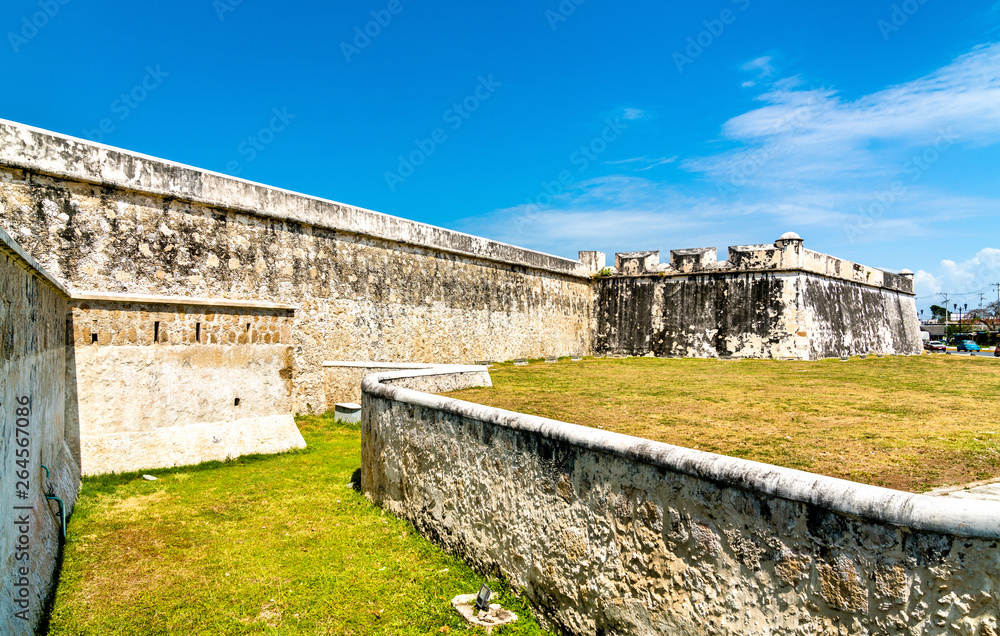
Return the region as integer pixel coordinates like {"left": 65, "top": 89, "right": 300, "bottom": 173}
{"left": 612, "top": 233, "right": 914, "bottom": 295}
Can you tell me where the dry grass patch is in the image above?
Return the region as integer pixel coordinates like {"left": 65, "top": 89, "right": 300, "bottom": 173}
{"left": 444, "top": 355, "right": 1000, "bottom": 492}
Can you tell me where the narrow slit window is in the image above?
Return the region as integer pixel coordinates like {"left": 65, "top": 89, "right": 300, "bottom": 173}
{"left": 154, "top": 321, "right": 160, "bottom": 344}
{"left": 196, "top": 323, "right": 201, "bottom": 343}
{"left": 234, "top": 398, "right": 241, "bottom": 407}
{"left": 91, "top": 333, "right": 98, "bottom": 344}
{"left": 246, "top": 322, "right": 251, "bottom": 333}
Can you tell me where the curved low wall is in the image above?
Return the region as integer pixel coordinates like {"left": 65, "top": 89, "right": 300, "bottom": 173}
{"left": 362, "top": 367, "right": 1000, "bottom": 635}
{"left": 323, "top": 361, "right": 492, "bottom": 407}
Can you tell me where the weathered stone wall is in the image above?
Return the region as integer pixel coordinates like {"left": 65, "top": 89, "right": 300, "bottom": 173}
{"left": 1, "top": 227, "right": 80, "bottom": 636}
{"left": 595, "top": 274, "right": 922, "bottom": 360}
{"left": 65, "top": 299, "right": 303, "bottom": 475}
{"left": 595, "top": 236, "right": 922, "bottom": 360}
{"left": 0, "top": 121, "right": 594, "bottom": 413}
{"left": 362, "top": 368, "right": 1000, "bottom": 636}
{"left": 323, "top": 361, "right": 492, "bottom": 406}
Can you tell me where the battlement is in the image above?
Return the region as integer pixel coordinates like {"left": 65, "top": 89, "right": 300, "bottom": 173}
{"left": 582, "top": 232, "right": 914, "bottom": 295}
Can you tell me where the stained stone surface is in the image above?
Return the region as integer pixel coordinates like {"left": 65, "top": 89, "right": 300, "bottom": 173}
{"left": 364, "top": 368, "right": 1000, "bottom": 636}
{"left": 0, "top": 227, "right": 81, "bottom": 636}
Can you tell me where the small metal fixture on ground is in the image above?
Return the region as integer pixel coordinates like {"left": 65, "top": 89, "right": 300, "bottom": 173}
{"left": 513, "top": 359, "right": 528, "bottom": 366}
{"left": 335, "top": 402, "right": 362, "bottom": 423}
{"left": 545, "top": 358, "right": 558, "bottom": 364}
{"left": 476, "top": 584, "right": 491, "bottom": 610}
{"left": 571, "top": 357, "right": 582, "bottom": 361}
{"left": 840, "top": 356, "right": 850, "bottom": 362}
{"left": 451, "top": 589, "right": 518, "bottom": 633}
{"left": 142, "top": 475, "right": 158, "bottom": 481}
{"left": 475, "top": 361, "right": 493, "bottom": 367}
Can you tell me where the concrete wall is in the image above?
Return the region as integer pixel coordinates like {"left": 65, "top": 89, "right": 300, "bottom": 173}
{"left": 323, "top": 360, "right": 493, "bottom": 406}
{"left": 363, "top": 367, "right": 1000, "bottom": 636}
{"left": 595, "top": 236, "right": 922, "bottom": 360}
{"left": 0, "top": 119, "right": 594, "bottom": 415}
{"left": 1, "top": 227, "right": 80, "bottom": 636}
{"left": 66, "top": 297, "right": 303, "bottom": 475}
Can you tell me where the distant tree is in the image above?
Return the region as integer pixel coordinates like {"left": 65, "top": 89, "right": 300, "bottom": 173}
{"left": 968, "top": 308, "right": 996, "bottom": 330}
{"left": 929, "top": 304, "right": 949, "bottom": 321}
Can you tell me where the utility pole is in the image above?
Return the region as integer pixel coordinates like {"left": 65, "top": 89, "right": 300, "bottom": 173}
{"left": 993, "top": 283, "right": 1000, "bottom": 333}
{"left": 939, "top": 292, "right": 950, "bottom": 341}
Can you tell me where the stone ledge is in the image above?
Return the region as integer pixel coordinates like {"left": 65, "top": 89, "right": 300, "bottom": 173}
{"left": 362, "top": 367, "right": 1000, "bottom": 539}
{"left": 72, "top": 291, "right": 297, "bottom": 310}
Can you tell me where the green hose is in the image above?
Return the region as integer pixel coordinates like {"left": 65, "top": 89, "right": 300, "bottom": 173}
{"left": 40, "top": 465, "right": 66, "bottom": 540}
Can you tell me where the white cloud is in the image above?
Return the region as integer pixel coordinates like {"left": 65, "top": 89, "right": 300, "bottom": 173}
{"left": 455, "top": 175, "right": 781, "bottom": 257}
{"left": 622, "top": 108, "right": 646, "bottom": 120}
{"left": 605, "top": 156, "right": 677, "bottom": 170}
{"left": 914, "top": 248, "right": 1000, "bottom": 305}
{"left": 460, "top": 43, "right": 1000, "bottom": 263}
{"left": 688, "top": 43, "right": 1000, "bottom": 185}
{"left": 742, "top": 55, "right": 777, "bottom": 79}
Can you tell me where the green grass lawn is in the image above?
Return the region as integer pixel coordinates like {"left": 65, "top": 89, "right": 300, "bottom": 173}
{"left": 47, "top": 415, "right": 553, "bottom": 636}
{"left": 445, "top": 355, "right": 1000, "bottom": 493}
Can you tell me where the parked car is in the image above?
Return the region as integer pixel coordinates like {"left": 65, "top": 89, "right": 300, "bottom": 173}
{"left": 995, "top": 346, "right": 1000, "bottom": 358}
{"left": 957, "top": 340, "right": 981, "bottom": 352}
{"left": 924, "top": 341, "right": 946, "bottom": 352}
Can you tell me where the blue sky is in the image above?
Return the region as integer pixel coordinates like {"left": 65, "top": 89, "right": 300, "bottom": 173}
{"left": 3, "top": 0, "right": 1000, "bottom": 315}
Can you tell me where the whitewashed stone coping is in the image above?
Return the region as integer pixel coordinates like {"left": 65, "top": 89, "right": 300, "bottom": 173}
{"left": 0, "top": 119, "right": 588, "bottom": 279}
{"left": 0, "top": 224, "right": 70, "bottom": 296}
{"left": 363, "top": 367, "right": 1000, "bottom": 540}
{"left": 72, "top": 291, "right": 297, "bottom": 310}
{"left": 323, "top": 361, "right": 447, "bottom": 369}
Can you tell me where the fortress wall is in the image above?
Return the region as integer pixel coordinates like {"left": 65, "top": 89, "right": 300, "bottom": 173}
{"left": 0, "top": 120, "right": 594, "bottom": 413}
{"left": 596, "top": 237, "right": 921, "bottom": 360}
{"left": 800, "top": 276, "right": 923, "bottom": 359}
{"left": 363, "top": 366, "right": 1000, "bottom": 636}
{"left": 595, "top": 273, "right": 796, "bottom": 359}
{"left": 595, "top": 273, "right": 922, "bottom": 360}
{"left": 0, "top": 227, "right": 80, "bottom": 636}
{"left": 66, "top": 298, "right": 304, "bottom": 475}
